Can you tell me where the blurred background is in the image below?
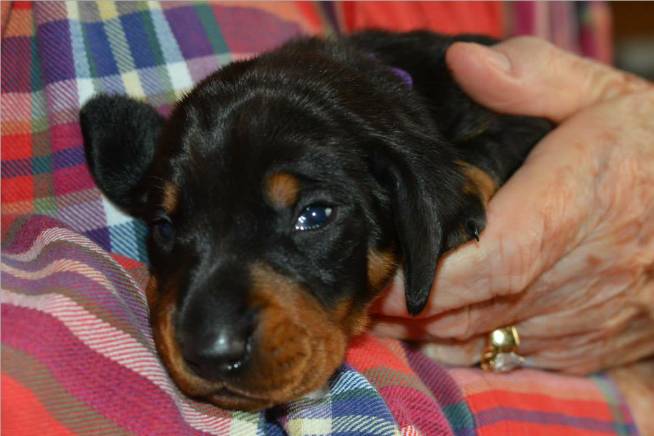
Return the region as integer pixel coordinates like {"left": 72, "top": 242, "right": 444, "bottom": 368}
{"left": 328, "top": 1, "right": 654, "bottom": 79}
{"left": 611, "top": 2, "right": 654, "bottom": 79}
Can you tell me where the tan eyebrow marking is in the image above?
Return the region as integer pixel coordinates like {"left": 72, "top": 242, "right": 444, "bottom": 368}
{"left": 367, "top": 249, "right": 397, "bottom": 292}
{"left": 162, "top": 182, "right": 180, "bottom": 213}
{"left": 265, "top": 172, "right": 300, "bottom": 208}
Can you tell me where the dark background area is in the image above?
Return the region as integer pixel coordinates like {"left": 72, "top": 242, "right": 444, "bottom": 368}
{"left": 611, "top": 2, "right": 654, "bottom": 79}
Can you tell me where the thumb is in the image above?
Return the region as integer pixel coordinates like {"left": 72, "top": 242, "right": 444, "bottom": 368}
{"left": 446, "top": 36, "right": 651, "bottom": 122}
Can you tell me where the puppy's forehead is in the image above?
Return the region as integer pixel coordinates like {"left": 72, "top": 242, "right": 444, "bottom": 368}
{"left": 161, "top": 89, "right": 369, "bottom": 216}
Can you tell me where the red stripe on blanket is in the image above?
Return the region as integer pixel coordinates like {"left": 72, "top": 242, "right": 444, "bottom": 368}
{"left": 339, "top": 2, "right": 503, "bottom": 37}
{"left": 53, "top": 166, "right": 94, "bottom": 195}
{"left": 111, "top": 252, "right": 145, "bottom": 271}
{"left": 2, "top": 175, "right": 34, "bottom": 203}
{"left": 2, "top": 375, "right": 74, "bottom": 436}
{"left": 2, "top": 134, "right": 32, "bottom": 159}
{"left": 50, "top": 123, "right": 82, "bottom": 153}
{"left": 12, "top": 2, "right": 33, "bottom": 10}
{"left": 479, "top": 421, "right": 615, "bottom": 436}
{"left": 295, "top": 3, "right": 325, "bottom": 34}
{"left": 346, "top": 334, "right": 414, "bottom": 374}
{"left": 467, "top": 390, "right": 614, "bottom": 421}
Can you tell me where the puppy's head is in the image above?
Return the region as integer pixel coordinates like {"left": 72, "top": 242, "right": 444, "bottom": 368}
{"left": 80, "top": 47, "right": 482, "bottom": 410}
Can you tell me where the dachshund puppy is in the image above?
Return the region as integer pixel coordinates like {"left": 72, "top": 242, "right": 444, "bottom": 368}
{"left": 80, "top": 30, "right": 551, "bottom": 410}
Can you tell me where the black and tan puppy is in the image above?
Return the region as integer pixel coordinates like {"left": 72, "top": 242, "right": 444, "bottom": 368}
{"left": 80, "top": 31, "right": 551, "bottom": 410}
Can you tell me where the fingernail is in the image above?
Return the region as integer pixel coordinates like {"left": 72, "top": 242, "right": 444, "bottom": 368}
{"left": 481, "top": 45, "right": 511, "bottom": 73}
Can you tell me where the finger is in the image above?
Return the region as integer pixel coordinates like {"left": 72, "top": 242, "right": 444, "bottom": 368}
{"left": 446, "top": 36, "right": 652, "bottom": 122}
{"left": 419, "top": 337, "right": 485, "bottom": 366}
{"left": 371, "top": 316, "right": 486, "bottom": 366}
{"left": 525, "top": 316, "right": 654, "bottom": 374}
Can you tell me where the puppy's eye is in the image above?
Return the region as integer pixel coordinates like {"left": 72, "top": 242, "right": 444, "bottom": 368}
{"left": 294, "top": 205, "right": 333, "bottom": 231}
{"left": 152, "top": 214, "right": 175, "bottom": 248}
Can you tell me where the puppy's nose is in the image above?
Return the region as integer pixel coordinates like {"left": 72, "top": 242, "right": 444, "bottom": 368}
{"left": 181, "top": 316, "right": 256, "bottom": 380}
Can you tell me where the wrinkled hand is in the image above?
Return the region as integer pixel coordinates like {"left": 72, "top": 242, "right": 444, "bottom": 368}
{"left": 372, "top": 37, "right": 654, "bottom": 374}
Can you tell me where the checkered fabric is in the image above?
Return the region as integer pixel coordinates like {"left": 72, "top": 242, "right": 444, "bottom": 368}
{"left": 1, "top": 2, "right": 639, "bottom": 435}
{"left": 2, "top": 1, "right": 325, "bottom": 262}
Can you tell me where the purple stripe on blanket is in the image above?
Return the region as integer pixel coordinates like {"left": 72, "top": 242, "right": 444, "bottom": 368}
{"left": 35, "top": 21, "right": 76, "bottom": 84}
{"left": 53, "top": 147, "right": 86, "bottom": 170}
{"left": 2, "top": 215, "right": 65, "bottom": 254}
{"left": 212, "top": 5, "right": 303, "bottom": 54}
{"left": 378, "top": 385, "right": 454, "bottom": 435}
{"left": 164, "top": 6, "right": 215, "bottom": 59}
{"left": 1, "top": 237, "right": 119, "bottom": 273}
{"left": 405, "top": 346, "right": 468, "bottom": 407}
{"left": 2, "top": 304, "right": 227, "bottom": 435}
{"left": 1, "top": 37, "right": 33, "bottom": 93}
{"left": 1, "top": 272, "right": 150, "bottom": 336}
{"left": 1, "top": 158, "right": 33, "bottom": 179}
{"left": 404, "top": 345, "right": 477, "bottom": 434}
{"left": 1, "top": 218, "right": 150, "bottom": 332}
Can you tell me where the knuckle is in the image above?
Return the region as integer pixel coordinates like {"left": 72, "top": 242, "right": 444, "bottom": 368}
{"left": 509, "top": 36, "right": 555, "bottom": 51}
{"left": 504, "top": 36, "right": 559, "bottom": 71}
{"left": 597, "top": 70, "right": 650, "bottom": 102}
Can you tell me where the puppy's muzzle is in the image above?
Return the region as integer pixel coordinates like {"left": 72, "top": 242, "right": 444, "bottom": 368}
{"left": 149, "top": 263, "right": 353, "bottom": 410}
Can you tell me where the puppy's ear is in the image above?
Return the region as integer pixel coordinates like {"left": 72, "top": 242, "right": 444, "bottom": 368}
{"left": 371, "top": 148, "right": 450, "bottom": 316}
{"left": 80, "top": 94, "right": 164, "bottom": 216}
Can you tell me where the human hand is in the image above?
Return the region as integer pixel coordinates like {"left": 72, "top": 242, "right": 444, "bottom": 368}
{"left": 371, "top": 37, "right": 654, "bottom": 374}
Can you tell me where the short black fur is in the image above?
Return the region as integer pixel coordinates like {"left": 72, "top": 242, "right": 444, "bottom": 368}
{"left": 81, "top": 30, "right": 551, "bottom": 409}
{"left": 80, "top": 95, "right": 164, "bottom": 215}
{"left": 82, "top": 30, "right": 551, "bottom": 314}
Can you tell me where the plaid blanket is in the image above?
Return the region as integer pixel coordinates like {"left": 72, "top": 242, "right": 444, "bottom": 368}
{"left": 1, "top": 2, "right": 639, "bottom": 435}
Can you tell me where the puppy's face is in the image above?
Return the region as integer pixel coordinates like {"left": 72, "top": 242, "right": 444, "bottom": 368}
{"left": 144, "top": 86, "right": 398, "bottom": 410}
{"left": 81, "top": 50, "right": 485, "bottom": 410}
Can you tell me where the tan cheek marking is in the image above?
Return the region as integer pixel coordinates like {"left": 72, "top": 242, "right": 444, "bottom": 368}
{"left": 457, "top": 161, "right": 498, "bottom": 205}
{"left": 333, "top": 299, "right": 371, "bottom": 337}
{"left": 147, "top": 275, "right": 217, "bottom": 397}
{"left": 145, "top": 275, "right": 159, "bottom": 310}
{"left": 248, "top": 264, "right": 347, "bottom": 402}
{"left": 265, "top": 172, "right": 300, "bottom": 208}
{"left": 162, "top": 182, "right": 180, "bottom": 214}
{"left": 367, "top": 249, "right": 398, "bottom": 292}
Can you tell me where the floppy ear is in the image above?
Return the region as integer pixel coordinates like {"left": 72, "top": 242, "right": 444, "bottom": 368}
{"left": 80, "top": 94, "right": 164, "bottom": 217}
{"left": 371, "top": 147, "right": 452, "bottom": 316}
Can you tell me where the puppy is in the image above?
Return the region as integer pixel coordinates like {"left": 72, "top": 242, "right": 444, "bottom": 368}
{"left": 80, "top": 30, "right": 551, "bottom": 411}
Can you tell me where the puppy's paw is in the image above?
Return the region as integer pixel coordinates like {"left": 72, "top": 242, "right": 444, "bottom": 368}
{"left": 444, "top": 162, "right": 497, "bottom": 250}
{"left": 444, "top": 193, "right": 487, "bottom": 250}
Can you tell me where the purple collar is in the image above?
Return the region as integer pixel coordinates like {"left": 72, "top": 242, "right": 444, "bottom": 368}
{"left": 367, "top": 53, "right": 413, "bottom": 88}
{"left": 390, "top": 66, "right": 413, "bottom": 88}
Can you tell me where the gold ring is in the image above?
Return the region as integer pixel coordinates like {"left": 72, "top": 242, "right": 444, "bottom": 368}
{"left": 481, "top": 326, "right": 524, "bottom": 373}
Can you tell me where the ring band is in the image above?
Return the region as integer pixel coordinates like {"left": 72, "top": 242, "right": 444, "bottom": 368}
{"left": 481, "top": 326, "right": 525, "bottom": 372}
